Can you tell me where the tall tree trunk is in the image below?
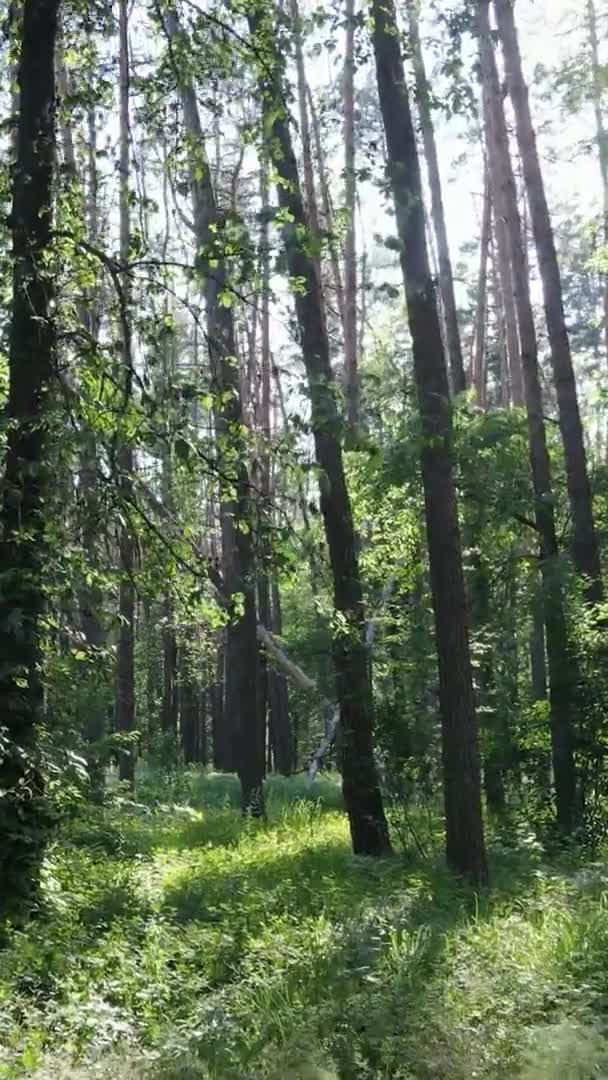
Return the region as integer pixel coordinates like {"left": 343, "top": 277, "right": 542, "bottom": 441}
{"left": 492, "top": 205, "right": 523, "bottom": 406}
{"left": 289, "top": 0, "right": 320, "bottom": 238}
{"left": 307, "top": 86, "right": 346, "bottom": 325}
{"left": 587, "top": 0, "right": 608, "bottom": 380}
{"left": 343, "top": 0, "right": 360, "bottom": 435}
{"left": 370, "top": 0, "right": 486, "bottom": 883}
{"left": 115, "top": 0, "right": 136, "bottom": 782}
{"left": 406, "top": 1, "right": 466, "bottom": 394}
{"left": 250, "top": 4, "right": 391, "bottom": 856}
{"left": 0, "top": 0, "right": 60, "bottom": 919}
{"left": 495, "top": 0, "right": 603, "bottom": 605}
{"left": 269, "top": 579, "right": 295, "bottom": 774}
{"left": 164, "top": 10, "right": 263, "bottom": 813}
{"left": 479, "top": 0, "right": 577, "bottom": 832}
{"left": 180, "top": 639, "right": 200, "bottom": 764}
{"left": 160, "top": 448, "right": 178, "bottom": 735}
{"left": 473, "top": 169, "right": 491, "bottom": 404}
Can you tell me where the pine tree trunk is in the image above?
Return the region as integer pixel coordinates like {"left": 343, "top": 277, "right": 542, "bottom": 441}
{"left": 250, "top": 4, "right": 391, "bottom": 855}
{"left": 164, "top": 9, "right": 263, "bottom": 813}
{"left": 269, "top": 580, "right": 295, "bottom": 774}
{"left": 407, "top": 1, "right": 466, "bottom": 394}
{"left": 289, "top": 0, "right": 320, "bottom": 238}
{"left": 343, "top": 0, "right": 360, "bottom": 435}
{"left": 370, "top": 0, "right": 486, "bottom": 883}
{"left": 490, "top": 193, "right": 523, "bottom": 405}
{"left": 473, "top": 170, "right": 492, "bottom": 404}
{"left": 115, "top": 0, "right": 136, "bottom": 783}
{"left": 0, "top": 0, "right": 60, "bottom": 919}
{"left": 495, "top": 0, "right": 603, "bottom": 604}
{"left": 587, "top": 0, "right": 608, "bottom": 383}
{"left": 479, "top": 0, "right": 577, "bottom": 832}
{"left": 307, "top": 86, "right": 346, "bottom": 325}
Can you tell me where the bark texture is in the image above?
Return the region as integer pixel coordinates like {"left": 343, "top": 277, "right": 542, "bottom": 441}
{"left": 370, "top": 0, "right": 487, "bottom": 883}
{"left": 165, "top": 9, "right": 264, "bottom": 813}
{"left": 479, "top": 0, "right": 577, "bottom": 832}
{"left": 495, "top": 0, "right": 603, "bottom": 604}
{"left": 250, "top": 3, "right": 391, "bottom": 855}
{"left": 0, "top": 0, "right": 60, "bottom": 918}
{"left": 407, "top": 0, "right": 466, "bottom": 394}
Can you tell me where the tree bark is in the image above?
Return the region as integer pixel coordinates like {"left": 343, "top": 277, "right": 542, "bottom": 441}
{"left": 307, "top": 85, "right": 346, "bottom": 325}
{"left": 115, "top": 0, "right": 136, "bottom": 783}
{"left": 492, "top": 204, "right": 523, "bottom": 406}
{"left": 495, "top": 0, "right": 603, "bottom": 605}
{"left": 0, "top": 0, "right": 60, "bottom": 919}
{"left": 479, "top": 0, "right": 577, "bottom": 832}
{"left": 473, "top": 169, "right": 491, "bottom": 405}
{"left": 587, "top": 0, "right": 608, "bottom": 383}
{"left": 250, "top": 3, "right": 391, "bottom": 856}
{"left": 164, "top": 9, "right": 263, "bottom": 813}
{"left": 289, "top": 0, "right": 320, "bottom": 238}
{"left": 269, "top": 580, "right": 295, "bottom": 774}
{"left": 407, "top": 1, "right": 466, "bottom": 394}
{"left": 370, "top": 0, "right": 487, "bottom": 883}
{"left": 343, "top": 0, "right": 360, "bottom": 435}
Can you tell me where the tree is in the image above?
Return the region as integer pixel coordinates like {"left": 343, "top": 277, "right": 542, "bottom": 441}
{"left": 587, "top": 0, "right": 608, "bottom": 377}
{"left": 115, "top": 0, "right": 136, "bottom": 782}
{"left": 0, "top": 0, "right": 61, "bottom": 919}
{"left": 478, "top": 0, "right": 577, "bottom": 832}
{"left": 406, "top": 0, "right": 467, "bottom": 394}
{"left": 163, "top": 8, "right": 264, "bottom": 814}
{"left": 370, "top": 0, "right": 487, "bottom": 883}
{"left": 249, "top": 2, "right": 392, "bottom": 856}
{"left": 495, "top": 0, "right": 603, "bottom": 606}
{"left": 343, "top": 0, "right": 361, "bottom": 435}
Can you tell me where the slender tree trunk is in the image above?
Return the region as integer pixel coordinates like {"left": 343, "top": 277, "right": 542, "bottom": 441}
{"left": 180, "top": 640, "right": 200, "bottom": 764}
{"left": 250, "top": 4, "right": 391, "bottom": 856}
{"left": 289, "top": 0, "right": 320, "bottom": 239}
{"left": 473, "top": 170, "right": 492, "bottom": 404}
{"left": 479, "top": 0, "right": 577, "bottom": 832}
{"left": 407, "top": 1, "right": 466, "bottom": 393}
{"left": 115, "top": 0, "right": 136, "bottom": 783}
{"left": 492, "top": 206, "right": 522, "bottom": 406}
{"left": 370, "top": 0, "right": 486, "bottom": 883}
{"left": 164, "top": 10, "right": 263, "bottom": 813}
{"left": 160, "top": 449, "right": 178, "bottom": 735}
{"left": 495, "top": 0, "right": 603, "bottom": 604}
{"left": 588, "top": 0, "right": 608, "bottom": 379}
{"left": 307, "top": 86, "right": 346, "bottom": 324}
{"left": 269, "top": 580, "right": 295, "bottom": 773}
{"left": 490, "top": 231, "right": 510, "bottom": 406}
{"left": 0, "top": 0, "right": 60, "bottom": 919}
{"left": 343, "top": 0, "right": 360, "bottom": 435}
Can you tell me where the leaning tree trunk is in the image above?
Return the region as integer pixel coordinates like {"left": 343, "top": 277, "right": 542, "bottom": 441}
{"left": 164, "top": 9, "right": 263, "bottom": 814}
{"left": 249, "top": 3, "right": 391, "bottom": 856}
{"left": 495, "top": 0, "right": 603, "bottom": 605}
{"left": 0, "top": 0, "right": 60, "bottom": 920}
{"left": 406, "top": 0, "right": 466, "bottom": 394}
{"left": 370, "top": 0, "right": 487, "bottom": 885}
{"left": 115, "top": 0, "right": 136, "bottom": 782}
{"left": 479, "top": 0, "right": 577, "bottom": 833}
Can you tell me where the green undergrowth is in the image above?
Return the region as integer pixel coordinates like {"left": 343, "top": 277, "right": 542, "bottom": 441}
{"left": 2, "top": 771, "right": 608, "bottom": 1078}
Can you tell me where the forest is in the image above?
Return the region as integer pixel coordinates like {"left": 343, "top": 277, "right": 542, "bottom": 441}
{"left": 1, "top": 0, "right": 608, "bottom": 1075}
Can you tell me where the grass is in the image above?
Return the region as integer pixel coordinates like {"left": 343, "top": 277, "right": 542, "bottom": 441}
{"left": 1, "top": 770, "right": 608, "bottom": 1078}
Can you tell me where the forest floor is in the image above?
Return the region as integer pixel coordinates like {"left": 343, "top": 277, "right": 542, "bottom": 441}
{"left": 1, "top": 772, "right": 608, "bottom": 1080}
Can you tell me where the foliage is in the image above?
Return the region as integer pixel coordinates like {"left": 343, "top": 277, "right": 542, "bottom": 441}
{"left": 2, "top": 773, "right": 608, "bottom": 1078}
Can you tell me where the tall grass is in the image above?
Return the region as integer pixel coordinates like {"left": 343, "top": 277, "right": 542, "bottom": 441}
{"left": 1, "top": 769, "right": 608, "bottom": 1078}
